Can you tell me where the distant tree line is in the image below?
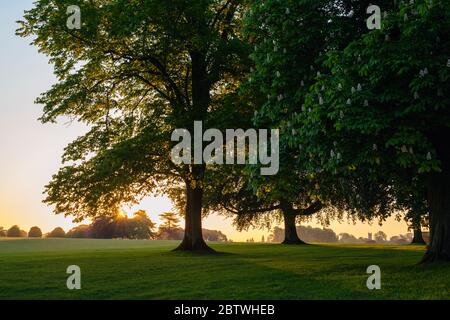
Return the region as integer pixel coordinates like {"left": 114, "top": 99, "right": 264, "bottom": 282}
{"left": 267, "top": 226, "right": 426, "bottom": 245}
{"left": 0, "top": 211, "right": 228, "bottom": 242}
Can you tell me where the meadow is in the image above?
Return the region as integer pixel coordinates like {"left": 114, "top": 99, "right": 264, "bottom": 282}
{"left": 0, "top": 238, "right": 449, "bottom": 300}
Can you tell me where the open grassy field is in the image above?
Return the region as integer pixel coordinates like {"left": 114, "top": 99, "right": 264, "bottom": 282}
{"left": 0, "top": 238, "right": 449, "bottom": 300}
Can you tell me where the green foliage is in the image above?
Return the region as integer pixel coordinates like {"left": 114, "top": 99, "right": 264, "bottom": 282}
{"left": 293, "top": 0, "right": 450, "bottom": 221}
{"left": 17, "top": 0, "right": 250, "bottom": 222}
{"left": 243, "top": 0, "right": 397, "bottom": 225}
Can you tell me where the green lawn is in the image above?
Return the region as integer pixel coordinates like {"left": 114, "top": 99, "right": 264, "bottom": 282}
{"left": 0, "top": 238, "right": 448, "bottom": 300}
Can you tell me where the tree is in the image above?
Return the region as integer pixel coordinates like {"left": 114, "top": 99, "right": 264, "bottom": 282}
{"left": 90, "top": 216, "right": 117, "bottom": 239}
{"left": 241, "top": 0, "right": 398, "bottom": 244}
{"left": 7, "top": 225, "right": 22, "bottom": 237}
{"left": 66, "top": 225, "right": 91, "bottom": 238}
{"left": 202, "top": 163, "right": 324, "bottom": 245}
{"left": 18, "top": 0, "right": 250, "bottom": 252}
{"left": 269, "top": 226, "right": 338, "bottom": 243}
{"left": 0, "top": 227, "right": 6, "bottom": 237}
{"left": 374, "top": 231, "right": 387, "bottom": 243}
{"left": 397, "top": 182, "right": 428, "bottom": 245}
{"left": 126, "top": 210, "right": 157, "bottom": 239}
{"left": 28, "top": 226, "right": 43, "bottom": 238}
{"left": 202, "top": 228, "right": 228, "bottom": 242}
{"left": 296, "top": 0, "right": 450, "bottom": 262}
{"left": 159, "top": 212, "right": 180, "bottom": 230}
{"left": 47, "top": 227, "right": 66, "bottom": 238}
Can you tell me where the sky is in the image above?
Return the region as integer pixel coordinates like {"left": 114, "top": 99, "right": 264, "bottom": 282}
{"left": 0, "top": 1, "right": 411, "bottom": 241}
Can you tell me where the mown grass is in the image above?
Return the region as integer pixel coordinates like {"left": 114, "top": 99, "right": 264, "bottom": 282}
{"left": 0, "top": 238, "right": 448, "bottom": 300}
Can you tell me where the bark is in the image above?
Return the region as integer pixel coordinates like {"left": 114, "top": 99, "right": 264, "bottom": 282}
{"left": 281, "top": 203, "right": 307, "bottom": 245}
{"left": 411, "top": 226, "right": 426, "bottom": 245}
{"left": 174, "top": 183, "right": 214, "bottom": 252}
{"left": 421, "top": 170, "right": 450, "bottom": 262}
{"left": 421, "top": 128, "right": 450, "bottom": 263}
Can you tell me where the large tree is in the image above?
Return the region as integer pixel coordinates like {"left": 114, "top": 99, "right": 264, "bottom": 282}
{"left": 18, "top": 0, "right": 250, "bottom": 251}
{"left": 204, "top": 166, "right": 324, "bottom": 244}
{"left": 241, "top": 0, "right": 397, "bottom": 243}
{"left": 297, "top": 0, "right": 450, "bottom": 262}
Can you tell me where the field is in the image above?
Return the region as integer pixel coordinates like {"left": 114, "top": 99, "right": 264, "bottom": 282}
{"left": 0, "top": 238, "right": 449, "bottom": 300}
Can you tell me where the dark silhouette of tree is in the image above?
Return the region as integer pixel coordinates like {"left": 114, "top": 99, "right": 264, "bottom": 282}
{"left": 374, "top": 231, "right": 387, "bottom": 243}
{"left": 66, "top": 225, "right": 91, "bottom": 238}
{"left": 202, "top": 229, "right": 228, "bottom": 242}
{"left": 7, "top": 225, "right": 22, "bottom": 238}
{"left": 159, "top": 212, "right": 180, "bottom": 230}
{"left": 269, "top": 226, "right": 337, "bottom": 243}
{"left": 47, "top": 227, "right": 66, "bottom": 238}
{"left": 88, "top": 210, "right": 156, "bottom": 239}
{"left": 126, "top": 210, "right": 157, "bottom": 239}
{"left": 28, "top": 226, "right": 43, "bottom": 238}
{"left": 90, "top": 216, "right": 116, "bottom": 239}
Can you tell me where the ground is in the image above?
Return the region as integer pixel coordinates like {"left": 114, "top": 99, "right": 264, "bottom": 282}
{"left": 0, "top": 238, "right": 448, "bottom": 299}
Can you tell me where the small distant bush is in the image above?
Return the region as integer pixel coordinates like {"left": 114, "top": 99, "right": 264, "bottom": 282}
{"left": 28, "top": 226, "right": 43, "bottom": 238}
{"left": 47, "top": 227, "right": 66, "bottom": 238}
{"left": 0, "top": 229, "right": 6, "bottom": 237}
{"left": 7, "top": 225, "right": 22, "bottom": 237}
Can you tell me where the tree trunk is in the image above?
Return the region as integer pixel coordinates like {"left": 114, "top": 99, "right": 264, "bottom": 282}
{"left": 174, "top": 183, "right": 214, "bottom": 252}
{"left": 421, "top": 170, "right": 450, "bottom": 262}
{"left": 281, "top": 207, "right": 307, "bottom": 245}
{"left": 421, "top": 128, "right": 450, "bottom": 263}
{"left": 174, "top": 50, "right": 213, "bottom": 253}
{"left": 411, "top": 225, "right": 426, "bottom": 245}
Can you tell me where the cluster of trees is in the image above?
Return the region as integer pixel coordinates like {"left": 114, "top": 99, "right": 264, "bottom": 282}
{"left": 1, "top": 212, "right": 228, "bottom": 241}
{"left": 268, "top": 226, "right": 338, "bottom": 243}
{"left": 337, "top": 231, "right": 426, "bottom": 245}
{"left": 0, "top": 226, "right": 28, "bottom": 238}
{"left": 0, "top": 225, "right": 63, "bottom": 238}
{"left": 66, "top": 211, "right": 227, "bottom": 241}
{"left": 18, "top": 0, "right": 450, "bottom": 262}
{"left": 266, "top": 226, "right": 422, "bottom": 245}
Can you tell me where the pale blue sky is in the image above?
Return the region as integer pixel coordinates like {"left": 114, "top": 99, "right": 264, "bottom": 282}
{"left": 0, "top": 1, "right": 409, "bottom": 240}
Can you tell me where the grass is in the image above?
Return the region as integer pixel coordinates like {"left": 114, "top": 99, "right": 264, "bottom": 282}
{"left": 0, "top": 238, "right": 449, "bottom": 300}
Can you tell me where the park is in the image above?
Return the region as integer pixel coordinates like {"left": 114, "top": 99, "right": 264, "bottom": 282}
{"left": 1, "top": 0, "right": 450, "bottom": 302}
{"left": 1, "top": 238, "right": 449, "bottom": 299}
